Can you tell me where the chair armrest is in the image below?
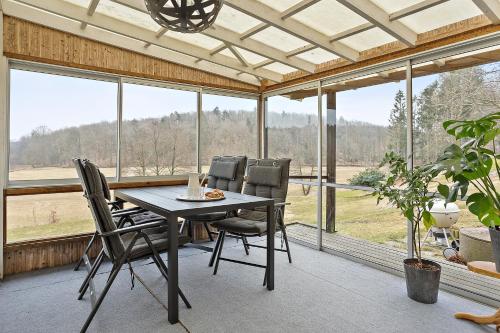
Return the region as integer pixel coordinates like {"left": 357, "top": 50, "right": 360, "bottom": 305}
{"left": 101, "top": 218, "right": 166, "bottom": 237}
{"left": 111, "top": 207, "right": 146, "bottom": 218}
{"left": 274, "top": 202, "right": 291, "bottom": 207}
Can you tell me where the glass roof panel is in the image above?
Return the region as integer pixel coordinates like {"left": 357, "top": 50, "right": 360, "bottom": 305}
{"left": 97, "top": 0, "right": 160, "bottom": 31}
{"left": 234, "top": 47, "right": 269, "bottom": 65}
{"left": 399, "top": 0, "right": 483, "bottom": 34}
{"left": 263, "top": 62, "right": 297, "bottom": 75}
{"left": 165, "top": 31, "right": 222, "bottom": 50}
{"left": 370, "top": 0, "right": 424, "bottom": 14}
{"left": 218, "top": 48, "right": 238, "bottom": 60}
{"left": 256, "top": 0, "right": 303, "bottom": 12}
{"left": 340, "top": 28, "right": 396, "bottom": 52}
{"left": 214, "top": 6, "right": 262, "bottom": 34}
{"left": 295, "top": 48, "right": 339, "bottom": 64}
{"left": 293, "top": 0, "right": 368, "bottom": 36}
{"left": 250, "top": 27, "right": 309, "bottom": 53}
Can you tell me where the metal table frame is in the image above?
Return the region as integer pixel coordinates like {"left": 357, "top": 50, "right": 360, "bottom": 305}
{"left": 114, "top": 185, "right": 275, "bottom": 324}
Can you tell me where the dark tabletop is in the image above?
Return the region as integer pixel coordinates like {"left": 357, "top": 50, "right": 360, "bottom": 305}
{"left": 114, "top": 185, "right": 275, "bottom": 217}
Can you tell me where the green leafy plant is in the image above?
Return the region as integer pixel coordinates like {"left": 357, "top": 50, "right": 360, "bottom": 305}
{"left": 430, "top": 112, "right": 500, "bottom": 229}
{"left": 373, "top": 152, "right": 437, "bottom": 262}
{"left": 348, "top": 168, "right": 385, "bottom": 187}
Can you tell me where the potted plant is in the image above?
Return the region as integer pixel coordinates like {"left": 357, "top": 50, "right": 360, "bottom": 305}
{"left": 430, "top": 112, "right": 500, "bottom": 271}
{"left": 374, "top": 152, "right": 441, "bottom": 304}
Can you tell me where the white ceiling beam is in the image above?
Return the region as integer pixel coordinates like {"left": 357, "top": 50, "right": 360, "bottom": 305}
{"left": 206, "top": 25, "right": 315, "bottom": 73}
{"left": 2, "top": 0, "right": 261, "bottom": 85}
{"left": 337, "top": 0, "right": 417, "bottom": 47}
{"left": 225, "top": 43, "right": 250, "bottom": 67}
{"left": 286, "top": 44, "right": 316, "bottom": 58}
{"left": 144, "top": 27, "right": 168, "bottom": 48}
{"left": 280, "top": 0, "right": 320, "bottom": 19}
{"left": 389, "top": 0, "right": 449, "bottom": 21}
{"left": 240, "top": 22, "right": 268, "bottom": 40}
{"left": 13, "top": 0, "right": 282, "bottom": 82}
{"left": 80, "top": 0, "right": 100, "bottom": 29}
{"left": 253, "top": 59, "right": 274, "bottom": 69}
{"left": 114, "top": 0, "right": 316, "bottom": 73}
{"left": 209, "top": 44, "right": 228, "bottom": 55}
{"left": 329, "top": 22, "right": 374, "bottom": 42}
{"left": 472, "top": 0, "right": 500, "bottom": 24}
{"left": 225, "top": 0, "right": 359, "bottom": 62}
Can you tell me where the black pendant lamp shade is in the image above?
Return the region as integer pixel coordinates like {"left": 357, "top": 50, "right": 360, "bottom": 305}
{"left": 144, "top": 0, "right": 223, "bottom": 33}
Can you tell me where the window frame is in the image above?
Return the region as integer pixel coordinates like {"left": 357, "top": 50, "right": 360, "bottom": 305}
{"left": 6, "top": 60, "right": 260, "bottom": 188}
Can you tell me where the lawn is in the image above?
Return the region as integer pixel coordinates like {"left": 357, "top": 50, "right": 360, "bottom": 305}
{"left": 6, "top": 166, "right": 486, "bottom": 260}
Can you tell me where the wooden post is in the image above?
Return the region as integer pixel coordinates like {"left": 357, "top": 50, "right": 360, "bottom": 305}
{"left": 325, "top": 92, "right": 336, "bottom": 233}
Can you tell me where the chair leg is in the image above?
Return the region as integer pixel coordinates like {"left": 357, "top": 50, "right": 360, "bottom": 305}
{"left": 242, "top": 236, "right": 250, "bottom": 255}
{"left": 151, "top": 253, "right": 192, "bottom": 309}
{"left": 203, "top": 222, "right": 214, "bottom": 242}
{"left": 80, "top": 260, "right": 124, "bottom": 333}
{"left": 263, "top": 266, "right": 268, "bottom": 286}
{"left": 281, "top": 226, "right": 292, "bottom": 264}
{"left": 209, "top": 230, "right": 223, "bottom": 267}
{"left": 78, "top": 250, "right": 105, "bottom": 299}
{"left": 213, "top": 231, "right": 226, "bottom": 275}
{"left": 74, "top": 231, "right": 98, "bottom": 271}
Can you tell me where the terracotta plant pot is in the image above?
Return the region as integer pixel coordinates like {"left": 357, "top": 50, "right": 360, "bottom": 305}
{"left": 403, "top": 258, "right": 441, "bottom": 304}
{"left": 489, "top": 227, "right": 500, "bottom": 273}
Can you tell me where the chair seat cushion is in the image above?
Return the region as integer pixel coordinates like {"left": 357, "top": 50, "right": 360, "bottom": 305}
{"left": 125, "top": 230, "right": 191, "bottom": 260}
{"left": 185, "top": 211, "right": 227, "bottom": 222}
{"left": 211, "top": 217, "right": 267, "bottom": 235}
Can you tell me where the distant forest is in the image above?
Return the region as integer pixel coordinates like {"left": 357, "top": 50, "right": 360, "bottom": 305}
{"left": 10, "top": 65, "right": 499, "bottom": 176}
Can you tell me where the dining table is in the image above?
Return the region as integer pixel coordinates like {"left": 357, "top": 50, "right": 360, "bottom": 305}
{"left": 114, "top": 185, "right": 276, "bottom": 324}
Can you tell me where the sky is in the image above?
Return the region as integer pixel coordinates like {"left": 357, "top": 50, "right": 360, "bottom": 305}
{"left": 10, "top": 69, "right": 437, "bottom": 141}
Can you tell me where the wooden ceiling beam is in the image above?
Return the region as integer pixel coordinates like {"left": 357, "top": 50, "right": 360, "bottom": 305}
{"left": 472, "top": 0, "right": 500, "bottom": 24}
{"left": 389, "top": 0, "right": 449, "bottom": 21}
{"left": 225, "top": 0, "right": 359, "bottom": 61}
{"left": 337, "top": 0, "right": 417, "bottom": 47}
{"left": 11, "top": 0, "right": 282, "bottom": 82}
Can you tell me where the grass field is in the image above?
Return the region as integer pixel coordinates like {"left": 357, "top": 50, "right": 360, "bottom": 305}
{"left": 6, "top": 166, "right": 487, "bottom": 260}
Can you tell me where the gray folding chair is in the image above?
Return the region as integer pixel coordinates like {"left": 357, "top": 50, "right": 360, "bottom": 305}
{"left": 180, "top": 156, "right": 247, "bottom": 244}
{"left": 73, "top": 164, "right": 148, "bottom": 271}
{"left": 210, "top": 158, "right": 292, "bottom": 282}
{"left": 74, "top": 159, "right": 191, "bottom": 333}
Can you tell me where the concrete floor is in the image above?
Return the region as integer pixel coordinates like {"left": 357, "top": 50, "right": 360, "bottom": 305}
{"left": 0, "top": 238, "right": 496, "bottom": 333}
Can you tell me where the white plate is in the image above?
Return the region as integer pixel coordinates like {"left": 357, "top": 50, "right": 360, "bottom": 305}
{"left": 176, "top": 194, "right": 225, "bottom": 202}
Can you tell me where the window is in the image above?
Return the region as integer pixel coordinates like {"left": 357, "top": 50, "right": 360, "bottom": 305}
{"left": 266, "top": 94, "right": 318, "bottom": 177}
{"left": 7, "top": 192, "right": 94, "bottom": 243}
{"left": 332, "top": 74, "right": 406, "bottom": 184}
{"left": 121, "top": 83, "right": 197, "bottom": 177}
{"left": 9, "top": 69, "right": 118, "bottom": 181}
{"left": 200, "top": 93, "right": 258, "bottom": 171}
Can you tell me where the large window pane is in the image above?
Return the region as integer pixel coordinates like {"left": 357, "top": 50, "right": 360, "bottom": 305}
{"left": 9, "top": 70, "right": 118, "bottom": 181}
{"left": 200, "top": 94, "right": 257, "bottom": 171}
{"left": 334, "top": 76, "right": 406, "bottom": 184}
{"left": 7, "top": 193, "right": 94, "bottom": 243}
{"left": 267, "top": 95, "right": 318, "bottom": 177}
{"left": 121, "top": 83, "right": 197, "bottom": 176}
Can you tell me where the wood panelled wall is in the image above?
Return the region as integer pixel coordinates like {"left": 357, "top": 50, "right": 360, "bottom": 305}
{"left": 2, "top": 15, "right": 258, "bottom": 93}
{"left": 4, "top": 234, "right": 102, "bottom": 276}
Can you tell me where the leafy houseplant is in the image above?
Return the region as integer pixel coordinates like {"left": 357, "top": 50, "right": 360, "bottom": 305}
{"left": 374, "top": 152, "right": 441, "bottom": 304}
{"left": 430, "top": 112, "right": 500, "bottom": 271}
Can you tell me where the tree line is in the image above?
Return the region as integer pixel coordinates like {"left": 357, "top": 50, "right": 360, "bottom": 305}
{"left": 10, "top": 64, "right": 499, "bottom": 176}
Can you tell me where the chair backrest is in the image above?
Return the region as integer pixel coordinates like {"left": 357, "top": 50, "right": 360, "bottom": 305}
{"left": 239, "top": 158, "right": 291, "bottom": 221}
{"left": 207, "top": 156, "right": 247, "bottom": 193}
{"left": 74, "top": 158, "right": 125, "bottom": 261}
{"left": 74, "top": 158, "right": 112, "bottom": 201}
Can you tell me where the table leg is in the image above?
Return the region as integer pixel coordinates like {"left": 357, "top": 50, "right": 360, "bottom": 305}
{"left": 266, "top": 203, "right": 275, "bottom": 290}
{"left": 167, "top": 213, "right": 179, "bottom": 324}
